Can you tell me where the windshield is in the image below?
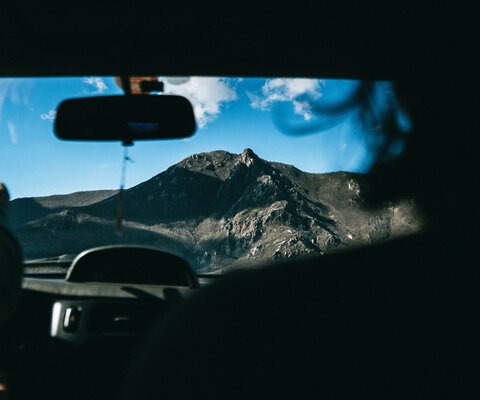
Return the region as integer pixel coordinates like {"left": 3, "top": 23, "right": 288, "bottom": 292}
{"left": 0, "top": 76, "right": 422, "bottom": 272}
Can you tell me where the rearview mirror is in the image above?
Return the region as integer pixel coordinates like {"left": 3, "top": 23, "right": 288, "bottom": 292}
{"left": 54, "top": 95, "right": 196, "bottom": 143}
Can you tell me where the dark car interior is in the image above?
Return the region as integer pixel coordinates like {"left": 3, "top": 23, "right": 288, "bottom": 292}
{"left": 0, "top": 3, "right": 476, "bottom": 399}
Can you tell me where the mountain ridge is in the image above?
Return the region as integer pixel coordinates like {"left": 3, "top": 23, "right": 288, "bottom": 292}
{"left": 10, "top": 149, "right": 423, "bottom": 270}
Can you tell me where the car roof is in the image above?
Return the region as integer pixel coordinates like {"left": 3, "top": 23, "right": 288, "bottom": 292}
{"left": 0, "top": 3, "right": 473, "bottom": 80}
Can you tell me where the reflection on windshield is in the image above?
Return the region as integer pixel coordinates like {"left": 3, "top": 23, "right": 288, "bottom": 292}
{"left": 0, "top": 76, "right": 422, "bottom": 271}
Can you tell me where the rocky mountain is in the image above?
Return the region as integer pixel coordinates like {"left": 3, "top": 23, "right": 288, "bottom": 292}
{"left": 10, "top": 149, "right": 424, "bottom": 271}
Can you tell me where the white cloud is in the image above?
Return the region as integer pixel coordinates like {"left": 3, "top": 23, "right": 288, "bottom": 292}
{"left": 161, "top": 77, "right": 238, "bottom": 128}
{"left": 7, "top": 121, "right": 18, "bottom": 144}
{"left": 82, "top": 77, "right": 108, "bottom": 94}
{"left": 40, "top": 109, "right": 57, "bottom": 122}
{"left": 249, "top": 78, "right": 324, "bottom": 121}
{"left": 0, "top": 79, "right": 29, "bottom": 129}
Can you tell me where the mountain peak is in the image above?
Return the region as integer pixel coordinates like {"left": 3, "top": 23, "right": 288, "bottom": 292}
{"left": 240, "top": 148, "right": 258, "bottom": 166}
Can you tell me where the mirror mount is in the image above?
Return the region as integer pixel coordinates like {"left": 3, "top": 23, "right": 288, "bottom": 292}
{"left": 116, "top": 76, "right": 165, "bottom": 96}
{"left": 120, "top": 76, "right": 132, "bottom": 95}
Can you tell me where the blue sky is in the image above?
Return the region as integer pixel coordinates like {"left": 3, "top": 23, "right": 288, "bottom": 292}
{"left": 0, "top": 76, "right": 407, "bottom": 199}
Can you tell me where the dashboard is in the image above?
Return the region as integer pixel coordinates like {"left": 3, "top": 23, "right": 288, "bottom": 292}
{"left": 25, "top": 280, "right": 197, "bottom": 344}
{"left": 9, "top": 246, "right": 216, "bottom": 400}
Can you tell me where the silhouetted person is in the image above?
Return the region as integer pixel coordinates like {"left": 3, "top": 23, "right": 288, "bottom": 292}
{"left": 0, "top": 182, "right": 23, "bottom": 399}
{"left": 0, "top": 182, "right": 22, "bottom": 324}
{"left": 123, "top": 76, "right": 476, "bottom": 398}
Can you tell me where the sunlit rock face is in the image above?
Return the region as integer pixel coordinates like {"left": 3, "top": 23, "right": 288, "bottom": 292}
{"left": 11, "top": 149, "right": 424, "bottom": 270}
